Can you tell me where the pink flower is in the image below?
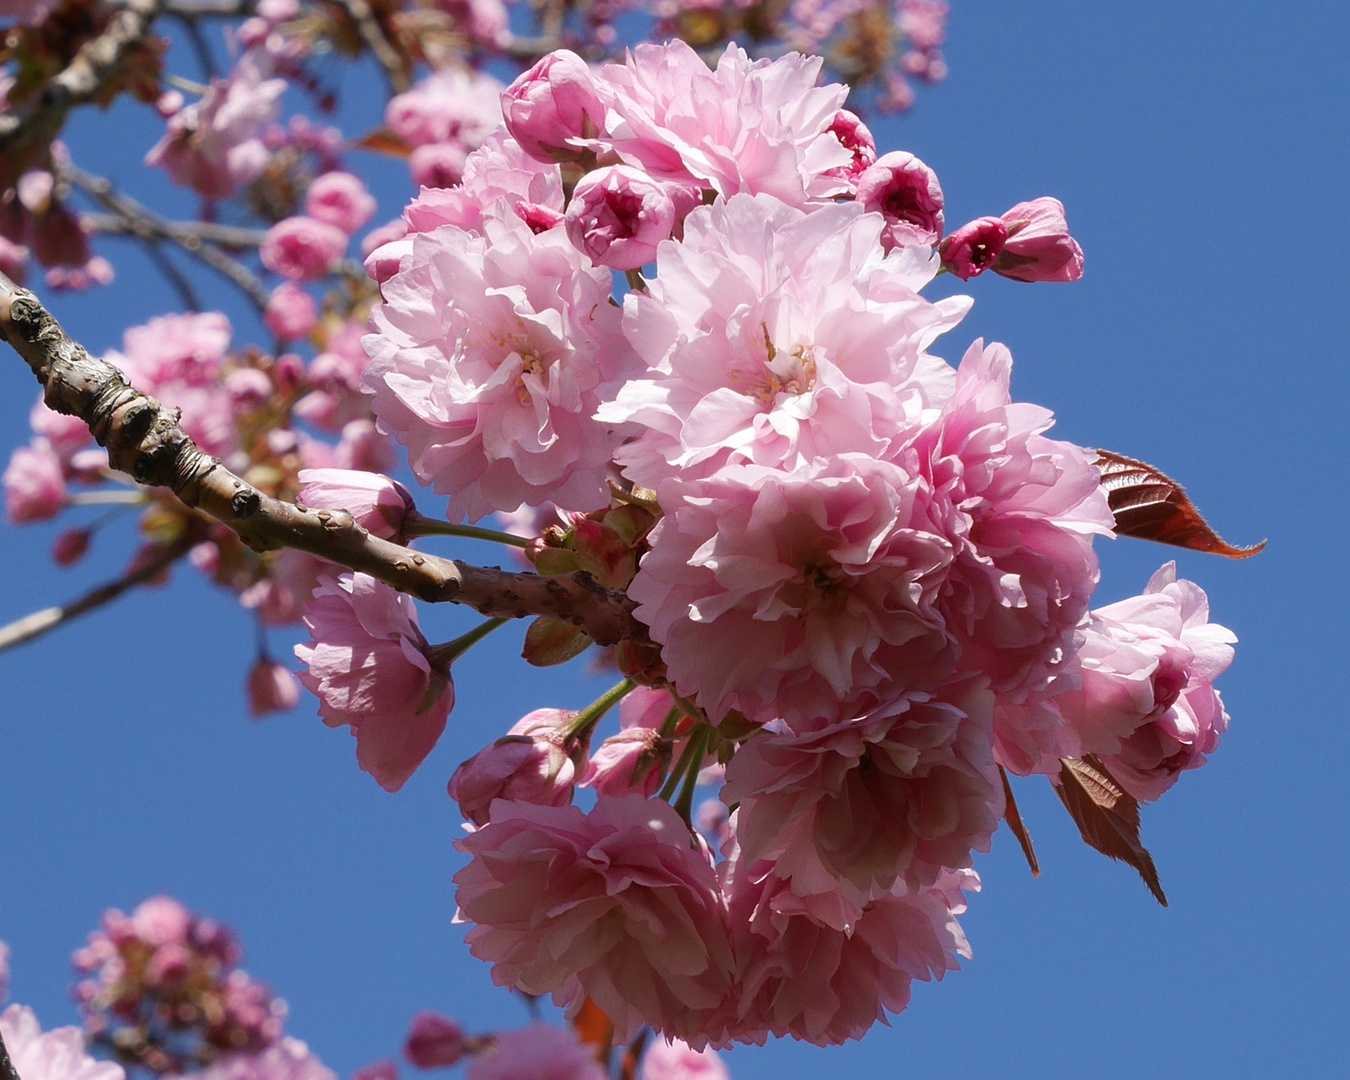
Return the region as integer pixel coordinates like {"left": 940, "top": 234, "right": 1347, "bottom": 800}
{"left": 294, "top": 573, "right": 454, "bottom": 792}
{"left": 0, "top": 940, "right": 9, "bottom": 1002}
{"left": 352, "top": 1062, "right": 397, "bottom": 1080}
{"left": 131, "top": 896, "right": 192, "bottom": 947}
{"left": 297, "top": 468, "right": 415, "bottom": 541}
{"left": 501, "top": 50, "right": 608, "bottom": 164}
{"left": 362, "top": 209, "right": 639, "bottom": 521}
{"left": 0, "top": 1005, "right": 125, "bottom": 1080}
{"left": 599, "top": 42, "right": 852, "bottom": 207}
{"left": 305, "top": 172, "right": 377, "bottom": 235}
{"left": 465, "top": 1025, "right": 603, "bottom": 1080}
{"left": 385, "top": 68, "right": 503, "bottom": 151}
{"left": 640, "top": 1039, "right": 729, "bottom": 1080}
{"left": 29, "top": 400, "right": 90, "bottom": 459}
{"left": 264, "top": 283, "right": 319, "bottom": 340}
{"left": 722, "top": 687, "right": 1000, "bottom": 903}
{"left": 193, "top": 1039, "right": 336, "bottom": 1080}
{"left": 454, "top": 797, "right": 734, "bottom": 1045}
{"left": 855, "top": 151, "right": 945, "bottom": 250}
{"left": 447, "top": 709, "right": 580, "bottom": 826}
{"left": 938, "top": 216, "right": 1008, "bottom": 280}
{"left": 564, "top": 166, "right": 700, "bottom": 270}
{"left": 824, "top": 109, "right": 877, "bottom": 188}
{"left": 4, "top": 439, "right": 65, "bottom": 523}
{"left": 408, "top": 143, "right": 468, "bottom": 190}
{"left": 994, "top": 197, "right": 1084, "bottom": 282}
{"left": 116, "top": 311, "right": 232, "bottom": 388}
{"left": 403, "top": 1012, "right": 464, "bottom": 1069}
{"left": 144, "top": 51, "right": 284, "bottom": 200}
{"left": 247, "top": 658, "right": 302, "bottom": 717}
{"left": 261, "top": 216, "right": 349, "bottom": 281}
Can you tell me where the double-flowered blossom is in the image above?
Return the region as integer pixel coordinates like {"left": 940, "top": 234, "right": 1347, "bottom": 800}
{"left": 0, "top": 1006, "right": 124, "bottom": 1080}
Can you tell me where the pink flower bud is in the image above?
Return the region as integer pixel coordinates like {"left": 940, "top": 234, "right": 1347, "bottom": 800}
{"left": 501, "top": 50, "right": 607, "bottom": 164}
{"left": 447, "top": 709, "right": 580, "bottom": 827}
{"left": 260, "top": 216, "right": 348, "bottom": 281}
{"left": 273, "top": 352, "right": 305, "bottom": 392}
{"left": 408, "top": 143, "right": 467, "bottom": 190}
{"left": 938, "top": 216, "right": 1009, "bottom": 280}
{"left": 52, "top": 527, "right": 91, "bottom": 566}
{"left": 855, "top": 150, "right": 945, "bottom": 250}
{"left": 305, "top": 171, "right": 377, "bottom": 235}
{"left": 248, "top": 658, "right": 302, "bottom": 717}
{"left": 257, "top": 0, "right": 300, "bottom": 21}
{"left": 582, "top": 728, "right": 667, "bottom": 797}
{"left": 565, "top": 166, "right": 700, "bottom": 271}
{"left": 994, "top": 197, "right": 1084, "bottom": 282}
{"left": 264, "top": 282, "right": 319, "bottom": 340}
{"left": 297, "top": 467, "right": 416, "bottom": 540}
{"left": 225, "top": 367, "right": 275, "bottom": 408}
{"left": 403, "top": 1012, "right": 465, "bottom": 1069}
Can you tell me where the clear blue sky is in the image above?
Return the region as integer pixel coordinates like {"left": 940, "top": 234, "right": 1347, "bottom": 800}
{"left": 2, "top": 3, "right": 1347, "bottom": 1077}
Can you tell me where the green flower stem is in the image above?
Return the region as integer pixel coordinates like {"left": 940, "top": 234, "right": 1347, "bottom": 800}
{"left": 562, "top": 678, "right": 637, "bottom": 742}
{"left": 672, "top": 725, "right": 710, "bottom": 824}
{"left": 403, "top": 512, "right": 533, "bottom": 549}
{"left": 658, "top": 722, "right": 708, "bottom": 804}
{"left": 425, "top": 616, "right": 509, "bottom": 669}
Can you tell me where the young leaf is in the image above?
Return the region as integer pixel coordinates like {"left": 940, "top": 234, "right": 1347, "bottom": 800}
{"left": 1095, "top": 449, "right": 1266, "bottom": 559}
{"left": 522, "top": 616, "right": 592, "bottom": 667}
{"left": 999, "top": 765, "right": 1040, "bottom": 877}
{"left": 1055, "top": 755, "right": 1168, "bottom": 906}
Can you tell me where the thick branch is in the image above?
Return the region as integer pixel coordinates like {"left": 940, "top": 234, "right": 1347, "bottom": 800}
{"left": 0, "top": 278, "right": 647, "bottom": 647}
{"left": 0, "top": 0, "right": 167, "bottom": 180}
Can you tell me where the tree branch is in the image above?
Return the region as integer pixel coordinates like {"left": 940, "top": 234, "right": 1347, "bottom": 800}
{"left": 332, "top": 0, "right": 411, "bottom": 94}
{"left": 0, "top": 277, "right": 648, "bottom": 648}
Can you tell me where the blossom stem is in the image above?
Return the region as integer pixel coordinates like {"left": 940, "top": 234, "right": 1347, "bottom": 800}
{"left": 425, "top": 617, "right": 509, "bottom": 668}
{"left": 657, "top": 723, "right": 708, "bottom": 805}
{"left": 625, "top": 269, "right": 649, "bottom": 293}
{"left": 672, "top": 725, "right": 709, "bottom": 824}
{"left": 562, "top": 678, "right": 636, "bottom": 741}
{"left": 403, "top": 513, "right": 533, "bottom": 549}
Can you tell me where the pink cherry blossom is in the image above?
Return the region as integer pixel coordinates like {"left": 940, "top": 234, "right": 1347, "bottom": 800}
{"left": 247, "top": 659, "right": 302, "bottom": 717}
{"left": 264, "top": 283, "right": 319, "bottom": 340}
{"left": 294, "top": 573, "right": 453, "bottom": 792}
{"left": 581, "top": 687, "right": 682, "bottom": 796}
{"left": 29, "top": 399, "right": 90, "bottom": 459}
{"left": 501, "top": 50, "right": 608, "bottom": 164}
{"left": 824, "top": 109, "right": 877, "bottom": 188}
{"left": 640, "top": 1039, "right": 729, "bottom": 1080}
{"left": 403, "top": 1012, "right": 465, "bottom": 1069}
{"left": 854, "top": 151, "right": 945, "bottom": 250}
{"left": 994, "top": 197, "right": 1085, "bottom": 282}
{"left": 408, "top": 143, "right": 468, "bottom": 190}
{"left": 385, "top": 67, "right": 504, "bottom": 151}
{"left": 4, "top": 438, "right": 66, "bottom": 523}
{"left": 305, "top": 172, "right": 377, "bottom": 235}
{"left": 938, "top": 216, "right": 1008, "bottom": 280}
{"left": 599, "top": 42, "right": 853, "bottom": 207}
{"left": 465, "top": 1025, "right": 604, "bottom": 1080}
{"left": 362, "top": 208, "right": 639, "bottom": 521}
{"left": 454, "top": 796, "right": 734, "bottom": 1046}
{"left": 0, "top": 1006, "right": 125, "bottom": 1080}
{"left": 193, "top": 1039, "right": 336, "bottom": 1080}
{"left": 564, "top": 166, "right": 700, "bottom": 270}
{"left": 131, "top": 896, "right": 192, "bottom": 947}
{"left": 261, "top": 216, "right": 349, "bottom": 281}
{"left": 297, "top": 468, "right": 415, "bottom": 541}
{"left": 447, "top": 708, "right": 580, "bottom": 826}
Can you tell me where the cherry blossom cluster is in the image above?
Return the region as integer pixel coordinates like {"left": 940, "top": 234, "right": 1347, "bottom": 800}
{"left": 280, "top": 39, "right": 1242, "bottom": 1049}
{"left": 69, "top": 897, "right": 286, "bottom": 1076}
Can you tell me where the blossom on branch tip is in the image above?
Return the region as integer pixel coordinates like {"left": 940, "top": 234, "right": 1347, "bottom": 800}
{"left": 305, "top": 172, "right": 377, "bottom": 235}
{"left": 448, "top": 708, "right": 582, "bottom": 826}
{"left": 261, "top": 217, "right": 349, "bottom": 281}
{"left": 501, "top": 50, "right": 609, "bottom": 164}
{"left": 938, "top": 216, "right": 1008, "bottom": 279}
{"left": 248, "top": 659, "right": 302, "bottom": 717}
{"left": 994, "top": 197, "right": 1084, "bottom": 282}
{"left": 403, "top": 1012, "right": 465, "bottom": 1069}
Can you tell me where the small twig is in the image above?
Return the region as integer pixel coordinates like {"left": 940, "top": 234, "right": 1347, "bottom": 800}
{"left": 0, "top": 537, "right": 194, "bottom": 653}
{"left": 0, "top": 277, "right": 650, "bottom": 648}
{"left": 82, "top": 213, "right": 268, "bottom": 249}
{"left": 333, "top": 0, "right": 410, "bottom": 94}
{"left": 176, "top": 11, "right": 221, "bottom": 79}
{"left": 142, "top": 239, "right": 203, "bottom": 310}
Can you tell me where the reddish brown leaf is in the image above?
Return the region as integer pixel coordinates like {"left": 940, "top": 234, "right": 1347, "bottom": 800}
{"left": 999, "top": 765, "right": 1040, "bottom": 877}
{"left": 521, "top": 615, "right": 592, "bottom": 667}
{"left": 352, "top": 129, "right": 412, "bottom": 158}
{"left": 1055, "top": 756, "right": 1168, "bottom": 906}
{"left": 571, "top": 997, "right": 614, "bottom": 1061}
{"left": 1095, "top": 449, "right": 1266, "bottom": 559}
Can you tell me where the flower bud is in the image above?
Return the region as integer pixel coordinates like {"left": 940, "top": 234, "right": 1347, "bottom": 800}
{"left": 938, "top": 216, "right": 1009, "bottom": 280}
{"left": 52, "top": 527, "right": 91, "bottom": 566}
{"left": 265, "top": 282, "right": 319, "bottom": 340}
{"left": 447, "top": 709, "right": 580, "bottom": 826}
{"left": 403, "top": 1012, "right": 465, "bottom": 1069}
{"left": 305, "top": 171, "right": 377, "bottom": 235}
{"left": 247, "top": 658, "right": 302, "bottom": 717}
{"left": 855, "top": 150, "right": 945, "bottom": 250}
{"left": 501, "top": 50, "right": 607, "bottom": 164}
{"left": 297, "top": 467, "right": 416, "bottom": 540}
{"left": 260, "top": 216, "right": 348, "bottom": 281}
{"left": 565, "top": 166, "right": 700, "bottom": 270}
{"left": 994, "top": 197, "right": 1084, "bottom": 282}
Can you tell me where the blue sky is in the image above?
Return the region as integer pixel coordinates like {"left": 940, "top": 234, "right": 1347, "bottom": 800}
{"left": 2, "top": 2, "right": 1347, "bottom": 1078}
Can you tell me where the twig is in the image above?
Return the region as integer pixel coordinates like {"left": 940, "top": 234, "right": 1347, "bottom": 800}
{"left": 0, "top": 0, "right": 167, "bottom": 184}
{"left": 175, "top": 10, "right": 221, "bottom": 79}
{"left": 165, "top": 0, "right": 253, "bottom": 13}
{"left": 81, "top": 213, "right": 269, "bottom": 249}
{"left": 0, "top": 277, "right": 649, "bottom": 648}
{"left": 333, "top": 0, "right": 411, "bottom": 94}
{"left": 0, "top": 536, "right": 194, "bottom": 653}
{"left": 67, "top": 169, "right": 271, "bottom": 311}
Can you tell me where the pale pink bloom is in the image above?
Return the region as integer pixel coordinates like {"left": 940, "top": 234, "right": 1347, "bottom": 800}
{"left": 938, "top": 216, "right": 1008, "bottom": 280}
{"left": 29, "top": 399, "right": 90, "bottom": 459}
{"left": 385, "top": 67, "right": 503, "bottom": 151}
{"left": 581, "top": 727, "right": 668, "bottom": 797}
{"left": 501, "top": 50, "right": 608, "bottom": 164}
{"left": 432, "top": 0, "right": 509, "bottom": 50}
{"left": 247, "top": 658, "right": 302, "bottom": 717}
{"left": 145, "top": 51, "right": 285, "bottom": 200}
{"left": 143, "top": 943, "right": 192, "bottom": 987}
{"left": 408, "top": 142, "right": 468, "bottom": 190}
{"left": 305, "top": 172, "right": 377, "bottom": 235}
{"left": 599, "top": 194, "right": 969, "bottom": 490}
{"left": 117, "top": 311, "right": 231, "bottom": 388}
{"left": 1081, "top": 564, "right": 1235, "bottom": 801}
{"left": 225, "top": 367, "right": 274, "bottom": 409}
{"left": 994, "top": 197, "right": 1084, "bottom": 283}
{"left": 294, "top": 572, "right": 453, "bottom": 792}
{"left": 4, "top": 439, "right": 66, "bottom": 523}
{"left": 261, "top": 216, "right": 349, "bottom": 281}
{"left": 465, "top": 1024, "right": 604, "bottom": 1080}
{"left": 722, "top": 686, "right": 1000, "bottom": 903}
{"left": 297, "top": 468, "right": 415, "bottom": 540}
{"left": 257, "top": 0, "right": 300, "bottom": 20}
{"left": 0, "top": 1005, "right": 125, "bottom": 1080}
{"left": 723, "top": 862, "right": 974, "bottom": 1046}
{"left": 402, "top": 1011, "right": 464, "bottom": 1069}
{"left": 447, "top": 708, "right": 580, "bottom": 826}
{"left": 629, "top": 454, "right": 958, "bottom": 728}
{"left": 194, "top": 1039, "right": 335, "bottom": 1080}
{"left": 908, "top": 340, "right": 1113, "bottom": 699}
{"left": 362, "top": 209, "right": 639, "bottom": 521}
{"left": 564, "top": 166, "right": 700, "bottom": 270}
{"left": 241, "top": 550, "right": 328, "bottom": 627}
{"left": 855, "top": 151, "right": 945, "bottom": 250}
{"left": 455, "top": 796, "right": 734, "bottom": 1045}
{"left": 264, "top": 283, "right": 319, "bottom": 340}
{"left": 600, "top": 42, "right": 853, "bottom": 207}
{"left": 334, "top": 419, "right": 398, "bottom": 474}
{"left": 131, "top": 896, "right": 192, "bottom": 947}
{"left": 640, "top": 1040, "right": 728, "bottom": 1080}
